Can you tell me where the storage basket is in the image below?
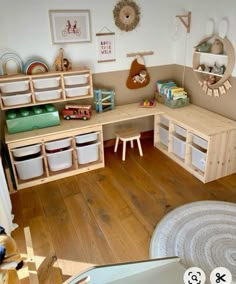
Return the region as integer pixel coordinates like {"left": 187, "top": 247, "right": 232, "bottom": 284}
{"left": 46, "top": 148, "right": 73, "bottom": 171}
{"left": 77, "top": 142, "right": 100, "bottom": 164}
{"left": 14, "top": 156, "right": 44, "bottom": 180}
{"left": 172, "top": 134, "right": 186, "bottom": 159}
{"left": 45, "top": 138, "right": 72, "bottom": 152}
{"left": 75, "top": 132, "right": 99, "bottom": 144}
{"left": 164, "top": 97, "right": 189, "bottom": 108}
{"left": 159, "top": 125, "right": 169, "bottom": 146}
{"left": 191, "top": 145, "right": 207, "bottom": 172}
{"left": 12, "top": 144, "right": 41, "bottom": 158}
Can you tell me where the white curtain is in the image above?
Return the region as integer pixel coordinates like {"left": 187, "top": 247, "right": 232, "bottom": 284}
{"left": 0, "top": 157, "right": 18, "bottom": 235}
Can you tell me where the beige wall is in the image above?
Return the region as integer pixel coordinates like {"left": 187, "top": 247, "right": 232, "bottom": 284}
{"left": 1, "top": 64, "right": 235, "bottom": 143}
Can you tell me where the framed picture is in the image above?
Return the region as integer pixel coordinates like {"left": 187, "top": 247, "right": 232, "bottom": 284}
{"left": 96, "top": 32, "right": 116, "bottom": 62}
{"left": 49, "top": 10, "right": 91, "bottom": 44}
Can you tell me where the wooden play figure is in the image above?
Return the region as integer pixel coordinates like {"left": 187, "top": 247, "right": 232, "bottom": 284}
{"left": 94, "top": 89, "right": 115, "bottom": 113}
{"left": 52, "top": 48, "right": 64, "bottom": 71}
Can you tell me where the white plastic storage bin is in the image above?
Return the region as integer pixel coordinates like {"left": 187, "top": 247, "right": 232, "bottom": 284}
{"left": 46, "top": 148, "right": 73, "bottom": 171}
{"left": 1, "top": 93, "right": 32, "bottom": 106}
{"left": 0, "top": 80, "right": 29, "bottom": 93}
{"left": 75, "top": 132, "right": 99, "bottom": 144}
{"left": 14, "top": 156, "right": 44, "bottom": 180}
{"left": 159, "top": 125, "right": 169, "bottom": 146}
{"left": 12, "top": 144, "right": 41, "bottom": 158}
{"left": 175, "top": 125, "right": 187, "bottom": 138}
{"left": 65, "top": 86, "right": 89, "bottom": 97}
{"left": 45, "top": 138, "right": 72, "bottom": 152}
{"left": 191, "top": 145, "right": 207, "bottom": 172}
{"left": 35, "top": 89, "right": 62, "bottom": 102}
{"left": 77, "top": 142, "right": 100, "bottom": 164}
{"left": 172, "top": 134, "right": 186, "bottom": 159}
{"left": 64, "top": 74, "right": 89, "bottom": 86}
{"left": 160, "top": 116, "right": 169, "bottom": 127}
{"left": 192, "top": 134, "right": 208, "bottom": 149}
{"left": 32, "top": 77, "right": 60, "bottom": 89}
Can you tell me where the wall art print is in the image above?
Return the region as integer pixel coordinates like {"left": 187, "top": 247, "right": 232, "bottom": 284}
{"left": 49, "top": 10, "right": 91, "bottom": 44}
{"left": 96, "top": 32, "right": 116, "bottom": 62}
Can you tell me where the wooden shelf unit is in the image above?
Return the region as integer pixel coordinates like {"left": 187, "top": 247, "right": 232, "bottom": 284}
{"left": 7, "top": 125, "right": 104, "bottom": 190}
{"left": 4, "top": 103, "right": 236, "bottom": 189}
{"left": 0, "top": 69, "right": 93, "bottom": 110}
{"left": 192, "top": 35, "right": 235, "bottom": 89}
{"left": 154, "top": 105, "right": 236, "bottom": 183}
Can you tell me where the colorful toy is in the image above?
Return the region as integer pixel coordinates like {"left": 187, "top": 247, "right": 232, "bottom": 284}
{"left": 62, "top": 104, "right": 92, "bottom": 120}
{"left": 139, "top": 99, "right": 156, "bottom": 107}
{"left": 94, "top": 89, "right": 115, "bottom": 113}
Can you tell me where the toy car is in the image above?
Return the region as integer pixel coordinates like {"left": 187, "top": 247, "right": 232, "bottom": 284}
{"left": 62, "top": 104, "right": 92, "bottom": 120}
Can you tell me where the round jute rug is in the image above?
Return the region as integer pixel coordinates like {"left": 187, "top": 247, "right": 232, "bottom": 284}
{"left": 150, "top": 201, "right": 236, "bottom": 282}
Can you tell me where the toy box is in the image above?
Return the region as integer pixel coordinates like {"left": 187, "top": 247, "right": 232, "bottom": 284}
{"left": 6, "top": 104, "right": 60, "bottom": 134}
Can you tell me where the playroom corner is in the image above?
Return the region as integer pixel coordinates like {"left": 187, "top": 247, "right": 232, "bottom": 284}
{"left": 0, "top": 0, "right": 236, "bottom": 283}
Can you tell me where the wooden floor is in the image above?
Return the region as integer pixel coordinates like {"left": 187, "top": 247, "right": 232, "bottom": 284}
{"left": 10, "top": 138, "right": 236, "bottom": 282}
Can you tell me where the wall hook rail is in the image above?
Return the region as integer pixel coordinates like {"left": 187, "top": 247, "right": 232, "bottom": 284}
{"left": 176, "top": 11, "right": 191, "bottom": 33}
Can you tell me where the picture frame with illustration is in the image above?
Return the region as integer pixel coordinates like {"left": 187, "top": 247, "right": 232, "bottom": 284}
{"left": 49, "top": 10, "right": 91, "bottom": 44}
{"left": 96, "top": 32, "right": 116, "bottom": 62}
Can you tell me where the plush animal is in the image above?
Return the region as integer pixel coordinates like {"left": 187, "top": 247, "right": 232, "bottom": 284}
{"left": 0, "top": 226, "right": 23, "bottom": 284}
{"left": 63, "top": 58, "right": 72, "bottom": 71}
{"left": 211, "top": 39, "right": 223, "bottom": 54}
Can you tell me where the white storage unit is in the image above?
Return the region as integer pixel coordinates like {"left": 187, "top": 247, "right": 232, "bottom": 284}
{"left": 0, "top": 80, "right": 29, "bottom": 93}
{"left": 32, "top": 77, "right": 60, "bottom": 89}
{"left": 14, "top": 156, "right": 44, "bottom": 180}
{"left": 46, "top": 149, "right": 73, "bottom": 171}
{"left": 192, "top": 134, "right": 208, "bottom": 149}
{"left": 75, "top": 132, "right": 99, "bottom": 144}
{"left": 64, "top": 74, "right": 89, "bottom": 86}
{"left": 2, "top": 93, "right": 32, "bottom": 106}
{"left": 159, "top": 125, "right": 169, "bottom": 147}
{"left": 0, "top": 69, "right": 93, "bottom": 110}
{"left": 160, "top": 116, "right": 169, "bottom": 127}
{"left": 175, "top": 125, "right": 187, "bottom": 138}
{"left": 45, "top": 137, "right": 72, "bottom": 151}
{"left": 172, "top": 134, "right": 186, "bottom": 159}
{"left": 191, "top": 145, "right": 207, "bottom": 172}
{"left": 35, "top": 89, "right": 62, "bottom": 102}
{"left": 65, "top": 86, "right": 89, "bottom": 98}
{"left": 12, "top": 144, "right": 41, "bottom": 158}
{"left": 77, "top": 142, "right": 100, "bottom": 164}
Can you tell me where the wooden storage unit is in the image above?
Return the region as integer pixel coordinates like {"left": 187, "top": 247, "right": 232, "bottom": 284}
{"left": 0, "top": 68, "right": 93, "bottom": 110}
{"left": 154, "top": 105, "right": 236, "bottom": 183}
{"left": 6, "top": 123, "right": 104, "bottom": 190}
{"left": 192, "top": 36, "right": 235, "bottom": 93}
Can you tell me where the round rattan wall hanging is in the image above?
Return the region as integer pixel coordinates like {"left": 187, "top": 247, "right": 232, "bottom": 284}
{"left": 113, "top": 0, "right": 140, "bottom": 32}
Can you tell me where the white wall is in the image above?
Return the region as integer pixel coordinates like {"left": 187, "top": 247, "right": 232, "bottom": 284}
{"left": 0, "top": 0, "right": 183, "bottom": 74}
{"left": 0, "top": 0, "right": 235, "bottom": 75}
{"left": 174, "top": 0, "right": 236, "bottom": 76}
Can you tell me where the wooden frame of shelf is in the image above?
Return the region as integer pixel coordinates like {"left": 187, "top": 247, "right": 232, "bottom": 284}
{"left": 0, "top": 69, "right": 93, "bottom": 110}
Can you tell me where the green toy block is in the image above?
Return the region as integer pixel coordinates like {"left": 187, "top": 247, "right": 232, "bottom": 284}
{"left": 6, "top": 104, "right": 60, "bottom": 134}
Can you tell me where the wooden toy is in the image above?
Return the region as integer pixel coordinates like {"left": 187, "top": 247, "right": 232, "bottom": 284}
{"left": 62, "top": 104, "right": 92, "bottom": 120}
{"left": 94, "top": 89, "right": 115, "bottom": 113}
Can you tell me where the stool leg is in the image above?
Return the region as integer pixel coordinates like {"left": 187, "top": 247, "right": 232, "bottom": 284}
{"left": 122, "top": 141, "right": 127, "bottom": 161}
{"left": 130, "top": 139, "right": 134, "bottom": 148}
{"left": 137, "top": 138, "right": 143, "bottom": 156}
{"left": 114, "top": 137, "right": 119, "bottom": 152}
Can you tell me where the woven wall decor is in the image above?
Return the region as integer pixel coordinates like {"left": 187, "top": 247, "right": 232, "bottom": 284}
{"left": 113, "top": 0, "right": 140, "bottom": 32}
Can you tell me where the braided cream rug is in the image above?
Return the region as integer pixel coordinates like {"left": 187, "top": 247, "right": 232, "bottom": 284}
{"left": 150, "top": 201, "right": 236, "bottom": 282}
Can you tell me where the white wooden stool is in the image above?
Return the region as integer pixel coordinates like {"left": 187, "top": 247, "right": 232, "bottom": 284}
{"left": 114, "top": 128, "right": 143, "bottom": 161}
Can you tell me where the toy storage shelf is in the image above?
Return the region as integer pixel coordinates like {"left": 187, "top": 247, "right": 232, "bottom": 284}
{"left": 6, "top": 124, "right": 104, "bottom": 190}
{"left": 154, "top": 106, "right": 236, "bottom": 183}
{"left": 0, "top": 68, "right": 93, "bottom": 110}
{"left": 192, "top": 35, "right": 235, "bottom": 89}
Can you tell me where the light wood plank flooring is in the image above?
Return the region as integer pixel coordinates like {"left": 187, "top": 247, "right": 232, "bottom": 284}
{"left": 10, "top": 138, "right": 236, "bottom": 282}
